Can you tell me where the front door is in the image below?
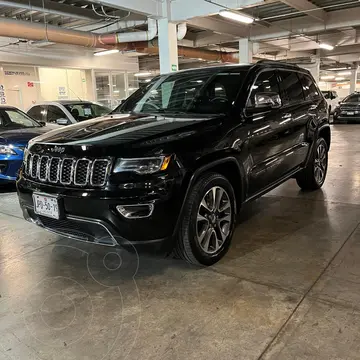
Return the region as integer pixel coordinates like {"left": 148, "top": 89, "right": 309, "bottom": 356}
{"left": 243, "top": 69, "right": 287, "bottom": 196}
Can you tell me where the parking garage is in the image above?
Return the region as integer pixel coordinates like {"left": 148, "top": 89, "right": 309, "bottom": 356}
{"left": 2, "top": 1, "right": 360, "bottom": 359}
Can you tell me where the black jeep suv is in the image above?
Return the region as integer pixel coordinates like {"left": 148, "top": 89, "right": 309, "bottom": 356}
{"left": 17, "top": 61, "right": 330, "bottom": 265}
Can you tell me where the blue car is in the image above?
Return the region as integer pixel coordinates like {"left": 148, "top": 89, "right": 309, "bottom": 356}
{"left": 0, "top": 106, "right": 58, "bottom": 183}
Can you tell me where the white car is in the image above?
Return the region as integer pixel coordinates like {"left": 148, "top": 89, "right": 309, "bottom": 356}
{"left": 322, "top": 90, "right": 339, "bottom": 114}
{"left": 27, "top": 101, "right": 111, "bottom": 126}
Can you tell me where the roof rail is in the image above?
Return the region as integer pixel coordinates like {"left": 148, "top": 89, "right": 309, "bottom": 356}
{"left": 256, "top": 60, "right": 300, "bottom": 69}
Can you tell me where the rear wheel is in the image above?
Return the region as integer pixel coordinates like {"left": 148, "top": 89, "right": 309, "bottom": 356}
{"left": 296, "top": 137, "right": 328, "bottom": 191}
{"left": 174, "top": 173, "right": 236, "bottom": 266}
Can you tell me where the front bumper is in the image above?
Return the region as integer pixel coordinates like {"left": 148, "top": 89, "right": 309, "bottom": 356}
{"left": 17, "top": 174, "right": 185, "bottom": 253}
{"left": 334, "top": 115, "right": 360, "bottom": 123}
{"left": 0, "top": 158, "right": 23, "bottom": 182}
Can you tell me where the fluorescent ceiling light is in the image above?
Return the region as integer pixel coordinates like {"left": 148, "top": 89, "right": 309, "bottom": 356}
{"left": 219, "top": 10, "right": 254, "bottom": 24}
{"left": 335, "top": 77, "right": 345, "bottom": 81}
{"left": 337, "top": 71, "right": 351, "bottom": 76}
{"left": 321, "top": 75, "right": 335, "bottom": 80}
{"left": 319, "top": 43, "right": 334, "bottom": 51}
{"left": 134, "top": 72, "right": 152, "bottom": 77}
{"left": 94, "top": 49, "right": 119, "bottom": 56}
{"left": 326, "top": 67, "right": 350, "bottom": 71}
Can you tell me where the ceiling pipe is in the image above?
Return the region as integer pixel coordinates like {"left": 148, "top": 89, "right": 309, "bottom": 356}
{"left": 98, "top": 18, "right": 157, "bottom": 45}
{"left": 0, "top": 18, "right": 235, "bottom": 63}
{"left": 177, "top": 23, "right": 187, "bottom": 41}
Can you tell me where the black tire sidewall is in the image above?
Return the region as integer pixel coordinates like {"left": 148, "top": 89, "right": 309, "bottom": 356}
{"left": 312, "top": 137, "right": 328, "bottom": 187}
{"left": 183, "top": 174, "right": 236, "bottom": 266}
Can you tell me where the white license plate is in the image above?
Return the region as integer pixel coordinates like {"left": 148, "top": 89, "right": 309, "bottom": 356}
{"left": 347, "top": 111, "right": 355, "bottom": 115}
{"left": 33, "top": 193, "right": 60, "bottom": 219}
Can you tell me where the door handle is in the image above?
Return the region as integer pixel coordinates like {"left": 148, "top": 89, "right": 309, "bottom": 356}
{"left": 282, "top": 113, "right": 292, "bottom": 119}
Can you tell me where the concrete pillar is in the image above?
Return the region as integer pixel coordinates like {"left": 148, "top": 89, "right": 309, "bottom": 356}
{"left": 350, "top": 67, "right": 358, "bottom": 94}
{"left": 239, "top": 38, "right": 253, "bottom": 64}
{"left": 158, "top": 18, "right": 178, "bottom": 74}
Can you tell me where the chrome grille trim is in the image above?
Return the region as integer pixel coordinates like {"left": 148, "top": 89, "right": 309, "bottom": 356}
{"left": 25, "top": 153, "right": 111, "bottom": 188}
{"left": 38, "top": 156, "right": 49, "bottom": 181}
{"left": 48, "top": 157, "right": 61, "bottom": 184}
{"left": 31, "top": 154, "right": 40, "bottom": 178}
{"left": 90, "top": 159, "right": 112, "bottom": 187}
{"left": 74, "top": 158, "right": 91, "bottom": 186}
{"left": 60, "top": 158, "right": 76, "bottom": 185}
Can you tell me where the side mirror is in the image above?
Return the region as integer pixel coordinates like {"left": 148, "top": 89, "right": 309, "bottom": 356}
{"left": 254, "top": 92, "right": 281, "bottom": 110}
{"left": 56, "top": 118, "right": 69, "bottom": 125}
{"left": 39, "top": 121, "right": 46, "bottom": 127}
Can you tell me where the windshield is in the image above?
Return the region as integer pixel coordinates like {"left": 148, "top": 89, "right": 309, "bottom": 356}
{"left": 0, "top": 108, "right": 41, "bottom": 129}
{"left": 64, "top": 103, "right": 110, "bottom": 122}
{"left": 343, "top": 94, "right": 360, "bottom": 103}
{"left": 113, "top": 68, "right": 246, "bottom": 116}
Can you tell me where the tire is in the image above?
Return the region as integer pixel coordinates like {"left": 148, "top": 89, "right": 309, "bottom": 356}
{"left": 174, "top": 172, "right": 236, "bottom": 266}
{"left": 296, "top": 137, "right": 328, "bottom": 191}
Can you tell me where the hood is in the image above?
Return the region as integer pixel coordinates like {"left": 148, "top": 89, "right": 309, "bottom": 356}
{"left": 0, "top": 124, "right": 59, "bottom": 147}
{"left": 339, "top": 102, "right": 360, "bottom": 109}
{"left": 29, "top": 113, "right": 221, "bottom": 149}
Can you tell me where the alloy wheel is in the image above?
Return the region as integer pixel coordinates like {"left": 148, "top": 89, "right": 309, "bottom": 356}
{"left": 196, "top": 186, "right": 232, "bottom": 255}
{"left": 314, "top": 142, "right": 327, "bottom": 185}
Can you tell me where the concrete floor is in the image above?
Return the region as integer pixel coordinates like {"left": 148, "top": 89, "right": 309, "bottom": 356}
{"left": 1, "top": 125, "right": 360, "bottom": 360}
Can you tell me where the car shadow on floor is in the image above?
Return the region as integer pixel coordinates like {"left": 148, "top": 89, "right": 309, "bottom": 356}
{"left": 0, "top": 183, "right": 16, "bottom": 193}
{"left": 42, "top": 190, "right": 328, "bottom": 285}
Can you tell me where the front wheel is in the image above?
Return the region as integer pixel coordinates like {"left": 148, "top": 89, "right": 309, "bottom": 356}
{"left": 174, "top": 173, "right": 236, "bottom": 266}
{"left": 296, "top": 137, "right": 328, "bottom": 191}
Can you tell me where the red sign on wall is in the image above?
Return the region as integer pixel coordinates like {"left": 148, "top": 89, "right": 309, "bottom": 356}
{"left": 27, "top": 81, "right": 34, "bottom": 87}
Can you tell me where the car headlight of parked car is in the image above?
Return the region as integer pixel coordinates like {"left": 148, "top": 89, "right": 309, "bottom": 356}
{"left": 113, "top": 156, "right": 171, "bottom": 174}
{"left": 0, "top": 145, "right": 17, "bottom": 155}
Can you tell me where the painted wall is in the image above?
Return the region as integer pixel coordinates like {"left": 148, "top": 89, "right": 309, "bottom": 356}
{"left": 0, "top": 65, "right": 39, "bottom": 110}
{"left": 37, "top": 68, "right": 89, "bottom": 102}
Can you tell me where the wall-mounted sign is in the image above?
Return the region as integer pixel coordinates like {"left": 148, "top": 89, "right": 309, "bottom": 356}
{"left": 58, "top": 86, "right": 68, "bottom": 99}
{"left": 171, "top": 64, "right": 177, "bottom": 72}
{"left": 4, "top": 71, "right": 31, "bottom": 76}
{"left": 0, "top": 85, "right": 6, "bottom": 104}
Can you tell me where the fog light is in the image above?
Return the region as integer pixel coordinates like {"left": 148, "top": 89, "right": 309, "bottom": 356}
{"left": 116, "top": 204, "right": 154, "bottom": 219}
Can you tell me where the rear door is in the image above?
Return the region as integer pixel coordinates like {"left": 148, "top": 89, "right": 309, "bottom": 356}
{"left": 27, "top": 105, "right": 45, "bottom": 122}
{"left": 46, "top": 105, "right": 70, "bottom": 124}
{"left": 275, "top": 69, "right": 310, "bottom": 175}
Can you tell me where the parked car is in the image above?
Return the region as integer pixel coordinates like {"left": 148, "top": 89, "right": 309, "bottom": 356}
{"left": 322, "top": 90, "right": 339, "bottom": 114}
{"left": 0, "top": 106, "right": 58, "bottom": 183}
{"left": 17, "top": 61, "right": 330, "bottom": 265}
{"left": 333, "top": 92, "right": 360, "bottom": 123}
{"left": 27, "top": 101, "right": 111, "bottom": 126}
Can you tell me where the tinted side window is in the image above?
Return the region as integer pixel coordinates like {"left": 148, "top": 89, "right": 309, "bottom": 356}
{"left": 299, "top": 73, "right": 320, "bottom": 100}
{"left": 278, "top": 71, "right": 304, "bottom": 105}
{"left": 27, "top": 106, "right": 43, "bottom": 121}
{"left": 47, "top": 105, "right": 67, "bottom": 123}
{"left": 247, "top": 70, "right": 280, "bottom": 108}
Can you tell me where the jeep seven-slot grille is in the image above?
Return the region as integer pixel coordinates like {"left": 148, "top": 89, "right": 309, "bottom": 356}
{"left": 24, "top": 153, "right": 112, "bottom": 187}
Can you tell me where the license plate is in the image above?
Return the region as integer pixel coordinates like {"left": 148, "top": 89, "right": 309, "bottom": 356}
{"left": 33, "top": 193, "right": 60, "bottom": 219}
{"left": 347, "top": 111, "right": 355, "bottom": 115}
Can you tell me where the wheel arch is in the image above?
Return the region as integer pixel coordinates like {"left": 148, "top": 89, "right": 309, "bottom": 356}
{"left": 318, "top": 124, "right": 331, "bottom": 151}
{"left": 173, "top": 157, "right": 246, "bottom": 238}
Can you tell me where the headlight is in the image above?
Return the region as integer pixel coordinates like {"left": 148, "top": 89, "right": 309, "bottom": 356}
{"left": 0, "top": 145, "right": 16, "bottom": 155}
{"left": 113, "top": 156, "right": 171, "bottom": 174}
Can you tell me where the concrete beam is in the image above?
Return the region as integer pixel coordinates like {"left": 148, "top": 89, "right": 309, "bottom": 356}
{"left": 279, "top": 0, "right": 326, "bottom": 22}
{"left": 187, "top": 16, "right": 249, "bottom": 38}
{"left": 249, "top": 8, "right": 360, "bottom": 41}
{"left": 171, "top": 0, "right": 264, "bottom": 21}
{"left": 99, "top": 0, "right": 162, "bottom": 17}
{"left": 194, "top": 33, "right": 236, "bottom": 47}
